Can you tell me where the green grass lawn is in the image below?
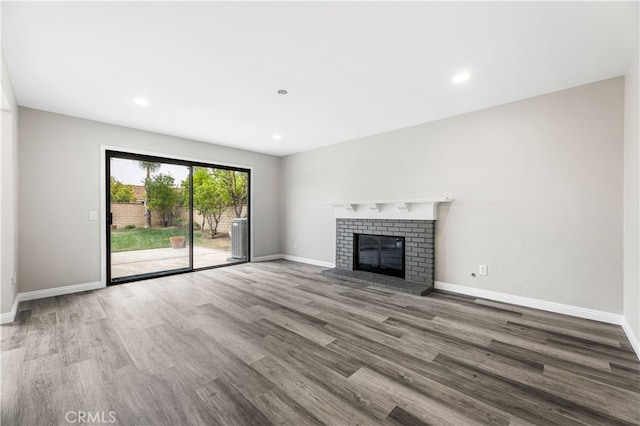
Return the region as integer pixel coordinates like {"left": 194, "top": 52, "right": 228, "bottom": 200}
{"left": 111, "top": 227, "right": 230, "bottom": 252}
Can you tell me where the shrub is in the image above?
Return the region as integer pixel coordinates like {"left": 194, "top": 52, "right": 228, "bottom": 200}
{"left": 124, "top": 224, "right": 136, "bottom": 229}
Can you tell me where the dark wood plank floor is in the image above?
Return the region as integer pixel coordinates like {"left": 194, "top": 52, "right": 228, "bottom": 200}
{"left": 2, "top": 260, "right": 639, "bottom": 425}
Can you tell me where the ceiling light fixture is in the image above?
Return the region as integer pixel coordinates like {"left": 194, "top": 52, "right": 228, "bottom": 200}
{"left": 133, "top": 97, "right": 149, "bottom": 106}
{"left": 452, "top": 72, "right": 470, "bottom": 84}
{"left": 272, "top": 134, "right": 282, "bottom": 140}
{"left": 277, "top": 89, "right": 288, "bottom": 95}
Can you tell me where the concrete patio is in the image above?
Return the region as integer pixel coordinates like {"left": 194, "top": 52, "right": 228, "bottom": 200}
{"left": 111, "top": 246, "right": 240, "bottom": 278}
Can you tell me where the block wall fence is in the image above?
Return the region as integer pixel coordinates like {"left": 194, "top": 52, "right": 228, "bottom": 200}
{"left": 111, "top": 203, "right": 247, "bottom": 233}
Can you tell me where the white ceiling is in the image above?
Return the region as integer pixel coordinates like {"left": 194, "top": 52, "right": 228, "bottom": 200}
{"left": 2, "top": 2, "right": 638, "bottom": 156}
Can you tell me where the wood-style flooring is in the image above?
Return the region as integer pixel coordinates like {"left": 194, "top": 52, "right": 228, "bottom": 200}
{"left": 1, "top": 260, "right": 639, "bottom": 425}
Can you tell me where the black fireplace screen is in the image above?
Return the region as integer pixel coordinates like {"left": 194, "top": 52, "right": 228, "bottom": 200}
{"left": 354, "top": 234, "right": 405, "bottom": 278}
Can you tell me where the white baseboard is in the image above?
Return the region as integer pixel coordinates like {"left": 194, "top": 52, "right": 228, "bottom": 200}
{"left": 435, "top": 281, "right": 640, "bottom": 361}
{"left": 252, "top": 254, "right": 284, "bottom": 262}
{"left": 621, "top": 316, "right": 640, "bottom": 360}
{"left": 0, "top": 296, "right": 19, "bottom": 325}
{"left": 17, "top": 281, "right": 105, "bottom": 303}
{"left": 434, "top": 281, "right": 621, "bottom": 324}
{"left": 0, "top": 281, "right": 105, "bottom": 324}
{"left": 252, "top": 253, "right": 335, "bottom": 269}
{"left": 281, "top": 255, "right": 335, "bottom": 269}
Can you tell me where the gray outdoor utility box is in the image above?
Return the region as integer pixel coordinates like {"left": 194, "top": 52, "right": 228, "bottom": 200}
{"left": 231, "top": 218, "right": 248, "bottom": 260}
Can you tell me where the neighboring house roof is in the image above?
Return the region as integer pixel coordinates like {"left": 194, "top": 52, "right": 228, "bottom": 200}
{"left": 131, "top": 185, "right": 146, "bottom": 202}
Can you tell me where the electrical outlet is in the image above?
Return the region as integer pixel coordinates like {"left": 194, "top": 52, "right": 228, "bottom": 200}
{"left": 294, "top": 242, "right": 298, "bottom": 249}
{"left": 479, "top": 265, "right": 488, "bottom": 276}
{"left": 89, "top": 210, "right": 98, "bottom": 221}
{"left": 11, "top": 272, "right": 16, "bottom": 287}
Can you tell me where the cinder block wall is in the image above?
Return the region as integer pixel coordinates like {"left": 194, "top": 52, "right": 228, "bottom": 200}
{"left": 111, "top": 203, "right": 248, "bottom": 231}
{"left": 110, "top": 203, "right": 146, "bottom": 228}
{"left": 111, "top": 203, "right": 184, "bottom": 228}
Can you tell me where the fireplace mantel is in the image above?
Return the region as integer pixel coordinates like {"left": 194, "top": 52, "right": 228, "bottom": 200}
{"left": 328, "top": 198, "right": 452, "bottom": 220}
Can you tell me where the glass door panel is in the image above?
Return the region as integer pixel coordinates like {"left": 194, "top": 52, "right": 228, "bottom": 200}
{"left": 192, "top": 167, "right": 249, "bottom": 269}
{"left": 109, "top": 157, "right": 191, "bottom": 281}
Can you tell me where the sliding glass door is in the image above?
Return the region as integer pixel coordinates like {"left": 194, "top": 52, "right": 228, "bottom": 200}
{"left": 106, "top": 151, "right": 250, "bottom": 284}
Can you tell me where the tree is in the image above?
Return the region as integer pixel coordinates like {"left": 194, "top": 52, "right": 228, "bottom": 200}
{"left": 183, "top": 168, "right": 228, "bottom": 237}
{"left": 110, "top": 177, "right": 136, "bottom": 203}
{"left": 215, "top": 170, "right": 248, "bottom": 218}
{"left": 138, "top": 161, "right": 161, "bottom": 228}
{"left": 146, "top": 173, "right": 180, "bottom": 227}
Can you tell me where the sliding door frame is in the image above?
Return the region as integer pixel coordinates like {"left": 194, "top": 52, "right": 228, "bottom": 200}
{"left": 104, "top": 148, "right": 251, "bottom": 286}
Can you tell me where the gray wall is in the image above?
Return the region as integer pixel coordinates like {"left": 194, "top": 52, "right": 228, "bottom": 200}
{"left": 624, "top": 52, "right": 640, "bottom": 341}
{"left": 9, "top": 74, "right": 634, "bottom": 324}
{"left": 18, "top": 108, "right": 281, "bottom": 293}
{"left": 282, "top": 78, "right": 624, "bottom": 313}
{"left": 1, "top": 49, "right": 19, "bottom": 316}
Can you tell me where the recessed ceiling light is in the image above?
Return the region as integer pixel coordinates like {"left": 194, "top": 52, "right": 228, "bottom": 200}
{"left": 277, "top": 89, "right": 288, "bottom": 95}
{"left": 272, "top": 134, "right": 282, "bottom": 140}
{"left": 452, "top": 73, "right": 470, "bottom": 84}
{"left": 133, "top": 97, "right": 149, "bottom": 106}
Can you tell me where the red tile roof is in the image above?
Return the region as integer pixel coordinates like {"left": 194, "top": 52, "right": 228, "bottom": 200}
{"left": 131, "top": 185, "right": 146, "bottom": 201}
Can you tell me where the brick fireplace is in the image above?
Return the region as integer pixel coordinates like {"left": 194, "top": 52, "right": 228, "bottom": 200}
{"left": 336, "top": 218, "right": 434, "bottom": 285}
{"left": 322, "top": 198, "right": 451, "bottom": 295}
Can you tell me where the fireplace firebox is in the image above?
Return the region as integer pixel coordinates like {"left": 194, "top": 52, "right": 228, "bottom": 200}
{"left": 354, "top": 234, "right": 405, "bottom": 278}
